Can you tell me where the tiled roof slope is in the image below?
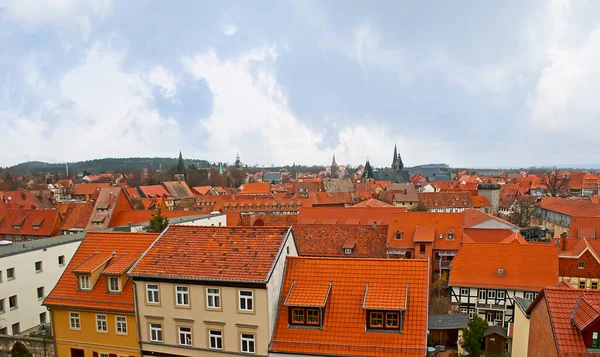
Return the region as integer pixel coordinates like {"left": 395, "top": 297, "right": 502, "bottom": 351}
{"left": 308, "top": 191, "right": 354, "bottom": 205}
{"left": 162, "top": 181, "right": 193, "bottom": 200}
{"left": 418, "top": 192, "right": 473, "bottom": 209}
{"left": 387, "top": 212, "right": 463, "bottom": 250}
{"left": 352, "top": 198, "right": 394, "bottom": 208}
{"left": 43, "top": 232, "right": 159, "bottom": 312}
{"left": 138, "top": 185, "right": 171, "bottom": 198}
{"left": 463, "top": 208, "right": 519, "bottom": 230}
{"left": 110, "top": 209, "right": 199, "bottom": 227}
{"left": 292, "top": 224, "right": 388, "bottom": 257}
{"left": 0, "top": 209, "right": 61, "bottom": 237}
{"left": 298, "top": 207, "right": 403, "bottom": 225}
{"left": 537, "top": 197, "right": 600, "bottom": 217}
{"left": 528, "top": 287, "right": 600, "bottom": 356}
{"left": 129, "top": 226, "right": 291, "bottom": 282}
{"left": 270, "top": 257, "right": 428, "bottom": 357}
{"left": 239, "top": 182, "right": 271, "bottom": 194}
{"left": 72, "top": 183, "right": 111, "bottom": 196}
{"left": 472, "top": 196, "right": 491, "bottom": 207}
{"left": 449, "top": 240, "right": 559, "bottom": 291}
{"left": 463, "top": 229, "right": 526, "bottom": 244}
{"left": 60, "top": 201, "right": 94, "bottom": 231}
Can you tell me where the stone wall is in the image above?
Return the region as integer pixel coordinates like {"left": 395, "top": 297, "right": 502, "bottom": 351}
{"left": 0, "top": 335, "right": 54, "bottom": 357}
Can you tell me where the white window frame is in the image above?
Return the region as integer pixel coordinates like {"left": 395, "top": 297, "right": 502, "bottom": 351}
{"left": 209, "top": 330, "right": 223, "bottom": 350}
{"left": 497, "top": 290, "right": 505, "bottom": 299}
{"left": 79, "top": 275, "right": 90, "bottom": 290}
{"left": 478, "top": 289, "right": 487, "bottom": 300}
{"left": 69, "top": 312, "right": 81, "bottom": 330}
{"left": 35, "top": 261, "right": 43, "bottom": 273}
{"left": 241, "top": 333, "right": 255, "bottom": 353}
{"left": 149, "top": 323, "right": 163, "bottom": 342}
{"left": 178, "top": 326, "right": 192, "bottom": 346}
{"left": 6, "top": 267, "right": 15, "bottom": 280}
{"left": 488, "top": 289, "right": 496, "bottom": 299}
{"left": 96, "top": 314, "right": 108, "bottom": 332}
{"left": 524, "top": 291, "right": 535, "bottom": 300}
{"left": 176, "top": 286, "right": 190, "bottom": 306}
{"left": 108, "top": 277, "right": 120, "bottom": 292}
{"left": 115, "top": 316, "right": 128, "bottom": 335}
{"left": 460, "top": 287, "right": 469, "bottom": 296}
{"left": 207, "top": 288, "right": 221, "bottom": 308}
{"left": 37, "top": 286, "right": 45, "bottom": 300}
{"left": 146, "top": 284, "right": 160, "bottom": 304}
{"left": 239, "top": 290, "right": 254, "bottom": 312}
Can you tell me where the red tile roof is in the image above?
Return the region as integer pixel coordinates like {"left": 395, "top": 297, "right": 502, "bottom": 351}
{"left": 298, "top": 207, "right": 403, "bottom": 225}
{"left": 43, "top": 232, "right": 159, "bottom": 312}
{"left": 387, "top": 212, "right": 463, "bottom": 250}
{"left": 102, "top": 253, "right": 139, "bottom": 275}
{"left": 0, "top": 209, "right": 61, "bottom": 238}
{"left": 292, "top": 224, "right": 388, "bottom": 257}
{"left": 239, "top": 182, "right": 271, "bottom": 194}
{"left": 463, "top": 208, "right": 519, "bottom": 230}
{"left": 60, "top": 201, "right": 94, "bottom": 231}
{"left": 528, "top": 287, "right": 600, "bottom": 356}
{"left": 418, "top": 192, "right": 473, "bottom": 209}
{"left": 352, "top": 198, "right": 394, "bottom": 208}
{"left": 285, "top": 281, "right": 332, "bottom": 307}
{"left": 72, "top": 252, "right": 114, "bottom": 274}
{"left": 138, "top": 185, "right": 171, "bottom": 198}
{"left": 537, "top": 197, "right": 600, "bottom": 217}
{"left": 191, "top": 186, "right": 212, "bottom": 195}
{"left": 270, "top": 257, "right": 429, "bottom": 357}
{"left": 363, "top": 283, "right": 408, "bottom": 310}
{"left": 109, "top": 209, "right": 200, "bottom": 227}
{"left": 571, "top": 297, "right": 600, "bottom": 330}
{"left": 72, "top": 183, "right": 111, "bottom": 196}
{"left": 129, "top": 226, "right": 291, "bottom": 282}
{"left": 308, "top": 191, "right": 354, "bottom": 206}
{"left": 449, "top": 240, "right": 559, "bottom": 290}
{"left": 463, "top": 229, "right": 527, "bottom": 244}
{"left": 472, "top": 196, "right": 491, "bottom": 208}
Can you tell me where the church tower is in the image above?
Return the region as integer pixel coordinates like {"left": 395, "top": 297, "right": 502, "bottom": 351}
{"left": 363, "top": 158, "right": 375, "bottom": 181}
{"left": 392, "top": 144, "right": 404, "bottom": 172}
{"left": 331, "top": 154, "right": 339, "bottom": 179}
{"left": 235, "top": 152, "right": 242, "bottom": 168}
{"left": 175, "top": 151, "right": 187, "bottom": 182}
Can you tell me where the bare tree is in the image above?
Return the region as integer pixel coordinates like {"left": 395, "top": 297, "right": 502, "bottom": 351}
{"left": 538, "top": 170, "right": 569, "bottom": 197}
{"left": 508, "top": 196, "right": 538, "bottom": 227}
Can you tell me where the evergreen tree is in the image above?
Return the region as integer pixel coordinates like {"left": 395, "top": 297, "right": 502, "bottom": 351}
{"left": 462, "top": 315, "right": 488, "bottom": 357}
{"left": 144, "top": 208, "right": 169, "bottom": 233}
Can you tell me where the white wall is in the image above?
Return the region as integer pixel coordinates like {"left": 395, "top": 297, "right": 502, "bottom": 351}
{"left": 266, "top": 231, "right": 298, "bottom": 337}
{"left": 129, "top": 214, "right": 228, "bottom": 232}
{"left": 0, "top": 239, "right": 81, "bottom": 335}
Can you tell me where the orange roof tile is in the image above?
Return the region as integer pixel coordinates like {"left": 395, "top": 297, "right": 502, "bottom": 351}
{"left": 449, "top": 240, "right": 559, "bottom": 290}
{"left": 129, "top": 226, "right": 291, "bottom": 282}
{"left": 463, "top": 228, "right": 526, "bottom": 244}
{"left": 72, "top": 183, "right": 111, "bottom": 196}
{"left": 298, "top": 207, "right": 403, "bottom": 225}
{"left": 270, "top": 257, "right": 429, "bottom": 357}
{"left": 308, "top": 191, "right": 354, "bottom": 206}
{"left": 463, "top": 208, "right": 519, "bottom": 230}
{"left": 191, "top": 186, "right": 212, "bottom": 195}
{"left": 60, "top": 201, "right": 94, "bottom": 231}
{"left": 363, "top": 283, "right": 408, "bottom": 310}
{"left": 239, "top": 182, "right": 271, "bottom": 194}
{"left": 537, "top": 197, "right": 600, "bottom": 217}
{"left": 387, "top": 212, "right": 463, "bottom": 250}
{"left": 528, "top": 287, "right": 600, "bottom": 356}
{"left": 43, "top": 232, "right": 159, "bottom": 312}
{"left": 472, "top": 196, "right": 491, "bottom": 208}
{"left": 571, "top": 297, "right": 600, "bottom": 331}
{"left": 418, "top": 191, "right": 473, "bottom": 209}
{"left": 285, "top": 281, "right": 332, "bottom": 307}
{"left": 0, "top": 208, "right": 61, "bottom": 238}
{"left": 109, "top": 209, "right": 200, "bottom": 227}
{"left": 351, "top": 198, "right": 394, "bottom": 208}
{"left": 102, "top": 253, "right": 139, "bottom": 275}
{"left": 292, "top": 224, "right": 388, "bottom": 258}
{"left": 72, "top": 252, "right": 114, "bottom": 274}
{"left": 138, "top": 185, "right": 170, "bottom": 198}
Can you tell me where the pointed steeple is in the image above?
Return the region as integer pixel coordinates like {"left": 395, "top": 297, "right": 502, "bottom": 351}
{"left": 392, "top": 144, "right": 404, "bottom": 172}
{"left": 331, "top": 154, "right": 339, "bottom": 178}
{"left": 176, "top": 151, "right": 186, "bottom": 174}
{"left": 235, "top": 152, "right": 242, "bottom": 168}
{"left": 363, "top": 158, "right": 374, "bottom": 180}
{"left": 219, "top": 162, "right": 223, "bottom": 175}
{"left": 392, "top": 144, "right": 398, "bottom": 167}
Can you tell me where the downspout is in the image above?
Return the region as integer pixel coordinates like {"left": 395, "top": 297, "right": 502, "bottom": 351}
{"left": 132, "top": 280, "right": 144, "bottom": 357}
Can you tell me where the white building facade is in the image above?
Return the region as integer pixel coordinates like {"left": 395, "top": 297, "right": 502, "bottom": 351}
{"left": 0, "top": 233, "right": 84, "bottom": 335}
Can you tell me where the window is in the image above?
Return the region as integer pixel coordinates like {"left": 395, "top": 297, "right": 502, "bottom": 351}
{"left": 9, "top": 295, "right": 17, "bottom": 309}
{"left": 37, "top": 286, "right": 45, "bottom": 299}
{"left": 593, "top": 331, "right": 600, "bottom": 348}
{"left": 11, "top": 323, "right": 19, "bottom": 335}
{"left": 497, "top": 290, "right": 505, "bottom": 299}
{"left": 35, "top": 261, "right": 43, "bottom": 272}
{"left": 419, "top": 244, "right": 426, "bottom": 254}
{"left": 176, "top": 286, "right": 189, "bottom": 306}
{"left": 96, "top": 315, "right": 108, "bottom": 332}
{"left": 307, "top": 309, "right": 320, "bottom": 325}
{"left": 39, "top": 312, "right": 46, "bottom": 324}
{"left": 7, "top": 268, "right": 14, "bottom": 280}
{"left": 146, "top": 284, "right": 159, "bottom": 304}
{"left": 58, "top": 255, "right": 65, "bottom": 266}
{"left": 0, "top": 270, "right": 2, "bottom": 282}
{"left": 460, "top": 287, "right": 469, "bottom": 296}
{"left": 292, "top": 308, "right": 305, "bottom": 324}
{"left": 99, "top": 354, "right": 109, "bottom": 357}
{"left": 207, "top": 288, "right": 221, "bottom": 308}
{"left": 209, "top": 330, "right": 223, "bottom": 350}
{"left": 0, "top": 327, "right": 6, "bottom": 335}
{"left": 70, "top": 312, "right": 81, "bottom": 329}
{"left": 241, "top": 333, "right": 255, "bottom": 354}
{"left": 178, "top": 327, "right": 192, "bottom": 346}
{"left": 0, "top": 298, "right": 4, "bottom": 313}
{"left": 579, "top": 261, "right": 585, "bottom": 269}
{"left": 478, "top": 289, "right": 487, "bottom": 300}
{"left": 592, "top": 282, "right": 598, "bottom": 290}
{"left": 290, "top": 307, "right": 320, "bottom": 325}
{"left": 394, "top": 231, "right": 403, "bottom": 240}
{"left": 79, "top": 275, "right": 90, "bottom": 290}
{"left": 524, "top": 291, "right": 535, "bottom": 300}
{"left": 239, "top": 290, "right": 253, "bottom": 312}
{"left": 488, "top": 289, "right": 496, "bottom": 299}
{"left": 149, "top": 324, "right": 162, "bottom": 342}
{"left": 367, "top": 311, "right": 402, "bottom": 330}
{"left": 447, "top": 233, "right": 455, "bottom": 240}
{"left": 108, "top": 277, "right": 120, "bottom": 292}
{"left": 580, "top": 281, "right": 587, "bottom": 289}
{"left": 116, "top": 316, "right": 127, "bottom": 334}
{"left": 344, "top": 248, "right": 353, "bottom": 255}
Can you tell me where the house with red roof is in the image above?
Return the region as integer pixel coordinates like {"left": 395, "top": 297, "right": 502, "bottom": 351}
{"left": 60, "top": 201, "right": 95, "bottom": 235}
{"left": 128, "top": 226, "right": 298, "bottom": 356}
{"left": 292, "top": 224, "right": 388, "bottom": 257}
{"left": 71, "top": 183, "right": 111, "bottom": 201}
{"left": 449, "top": 239, "right": 559, "bottom": 327}
{"left": 559, "top": 237, "right": 600, "bottom": 289}
{"left": 527, "top": 286, "right": 600, "bottom": 356}
{"left": 44, "top": 232, "right": 159, "bottom": 357}
{"left": 418, "top": 192, "right": 474, "bottom": 213}
{"left": 297, "top": 206, "right": 404, "bottom": 225}
{"left": 532, "top": 197, "right": 600, "bottom": 239}
{"left": 269, "top": 257, "right": 429, "bottom": 357}
{"left": 0, "top": 208, "right": 62, "bottom": 241}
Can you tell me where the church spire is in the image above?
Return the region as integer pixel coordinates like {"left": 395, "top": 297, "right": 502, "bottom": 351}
{"left": 176, "top": 151, "right": 186, "bottom": 175}
{"left": 392, "top": 144, "right": 404, "bottom": 172}
{"left": 363, "top": 157, "right": 374, "bottom": 180}
{"left": 392, "top": 144, "right": 398, "bottom": 168}
{"left": 331, "top": 154, "right": 339, "bottom": 178}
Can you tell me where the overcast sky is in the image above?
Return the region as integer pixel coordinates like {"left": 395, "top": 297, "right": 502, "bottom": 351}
{"left": 1, "top": 0, "right": 599, "bottom": 168}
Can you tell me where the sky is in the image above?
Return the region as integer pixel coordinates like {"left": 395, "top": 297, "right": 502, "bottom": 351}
{"left": 1, "top": 0, "right": 599, "bottom": 169}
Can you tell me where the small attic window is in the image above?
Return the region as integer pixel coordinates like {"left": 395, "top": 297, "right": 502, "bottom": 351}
{"left": 79, "top": 275, "right": 91, "bottom": 291}
{"left": 344, "top": 248, "right": 353, "bottom": 255}
{"left": 439, "top": 234, "right": 443, "bottom": 240}
{"left": 447, "top": 233, "right": 454, "bottom": 240}
{"left": 578, "top": 261, "right": 585, "bottom": 269}
{"left": 394, "top": 230, "right": 403, "bottom": 240}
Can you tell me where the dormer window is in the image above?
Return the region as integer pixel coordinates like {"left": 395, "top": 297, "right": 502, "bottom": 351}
{"left": 79, "top": 275, "right": 91, "bottom": 290}
{"left": 367, "top": 311, "right": 403, "bottom": 330}
{"left": 290, "top": 307, "right": 321, "bottom": 326}
{"left": 446, "top": 229, "right": 455, "bottom": 240}
{"left": 108, "top": 277, "right": 120, "bottom": 292}
{"left": 394, "top": 230, "right": 403, "bottom": 240}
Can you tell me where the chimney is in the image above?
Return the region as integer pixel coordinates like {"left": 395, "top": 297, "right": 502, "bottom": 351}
{"left": 560, "top": 231, "right": 568, "bottom": 251}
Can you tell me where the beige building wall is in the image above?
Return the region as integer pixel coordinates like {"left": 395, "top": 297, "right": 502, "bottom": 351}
{"left": 511, "top": 304, "right": 530, "bottom": 357}
{"left": 136, "top": 281, "right": 270, "bottom": 356}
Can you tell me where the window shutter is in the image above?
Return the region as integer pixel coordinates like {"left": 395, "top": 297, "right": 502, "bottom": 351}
{"left": 93, "top": 353, "right": 98, "bottom": 357}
